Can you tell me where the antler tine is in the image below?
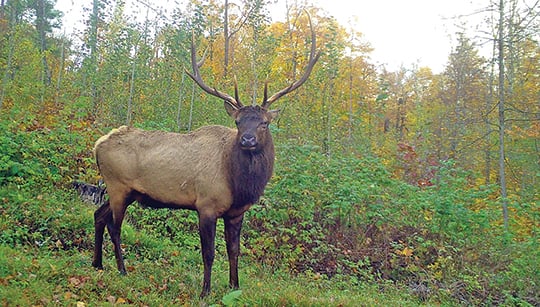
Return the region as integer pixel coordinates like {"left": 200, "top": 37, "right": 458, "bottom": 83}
{"left": 185, "top": 33, "right": 243, "bottom": 110}
{"left": 262, "top": 10, "right": 321, "bottom": 109}
{"left": 196, "top": 47, "right": 208, "bottom": 68}
{"left": 233, "top": 76, "right": 241, "bottom": 106}
{"left": 263, "top": 80, "right": 269, "bottom": 104}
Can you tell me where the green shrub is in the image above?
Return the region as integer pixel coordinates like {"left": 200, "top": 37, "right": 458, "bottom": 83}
{"left": 0, "top": 117, "right": 97, "bottom": 188}
{"left": 0, "top": 185, "right": 94, "bottom": 250}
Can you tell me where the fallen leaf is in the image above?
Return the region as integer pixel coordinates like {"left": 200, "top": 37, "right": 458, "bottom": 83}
{"left": 106, "top": 295, "right": 116, "bottom": 304}
{"left": 64, "top": 291, "right": 79, "bottom": 300}
{"left": 158, "top": 283, "right": 168, "bottom": 292}
{"left": 68, "top": 276, "right": 90, "bottom": 288}
{"left": 97, "top": 280, "right": 105, "bottom": 289}
{"left": 400, "top": 247, "right": 414, "bottom": 257}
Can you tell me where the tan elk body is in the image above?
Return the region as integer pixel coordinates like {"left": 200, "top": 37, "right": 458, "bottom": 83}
{"left": 95, "top": 125, "right": 238, "bottom": 213}
{"left": 94, "top": 114, "right": 275, "bottom": 217}
{"left": 92, "top": 13, "right": 320, "bottom": 297}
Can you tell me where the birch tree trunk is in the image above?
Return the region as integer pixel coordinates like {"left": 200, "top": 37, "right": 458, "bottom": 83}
{"left": 177, "top": 71, "right": 186, "bottom": 132}
{"left": 126, "top": 52, "right": 137, "bottom": 126}
{"left": 0, "top": 27, "right": 14, "bottom": 109}
{"left": 497, "top": 0, "right": 509, "bottom": 231}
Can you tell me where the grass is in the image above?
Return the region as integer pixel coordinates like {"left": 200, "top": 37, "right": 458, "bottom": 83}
{"left": 0, "top": 243, "right": 438, "bottom": 306}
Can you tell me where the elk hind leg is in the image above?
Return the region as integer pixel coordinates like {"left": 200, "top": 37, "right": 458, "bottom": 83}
{"left": 93, "top": 200, "right": 112, "bottom": 269}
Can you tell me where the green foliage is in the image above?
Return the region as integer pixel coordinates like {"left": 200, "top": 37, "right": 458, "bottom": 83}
{"left": 0, "top": 184, "right": 94, "bottom": 250}
{"left": 220, "top": 289, "right": 243, "bottom": 306}
{"left": 0, "top": 113, "right": 96, "bottom": 188}
{"left": 127, "top": 206, "right": 201, "bottom": 251}
{"left": 0, "top": 241, "right": 430, "bottom": 306}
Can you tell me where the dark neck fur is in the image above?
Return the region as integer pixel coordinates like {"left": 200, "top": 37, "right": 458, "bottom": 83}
{"left": 229, "top": 141, "right": 274, "bottom": 208}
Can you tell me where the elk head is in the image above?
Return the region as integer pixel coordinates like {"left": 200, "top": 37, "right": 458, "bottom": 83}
{"left": 185, "top": 12, "right": 321, "bottom": 153}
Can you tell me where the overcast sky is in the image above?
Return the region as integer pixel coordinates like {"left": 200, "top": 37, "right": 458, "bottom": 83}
{"left": 55, "top": 0, "right": 490, "bottom": 72}
{"left": 286, "top": 0, "right": 489, "bottom": 72}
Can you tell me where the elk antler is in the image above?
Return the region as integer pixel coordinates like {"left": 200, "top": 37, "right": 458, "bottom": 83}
{"left": 261, "top": 11, "right": 321, "bottom": 109}
{"left": 185, "top": 33, "right": 243, "bottom": 110}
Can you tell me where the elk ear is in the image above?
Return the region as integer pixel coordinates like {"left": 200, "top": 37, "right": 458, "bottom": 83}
{"left": 267, "top": 109, "right": 280, "bottom": 122}
{"left": 224, "top": 101, "right": 239, "bottom": 118}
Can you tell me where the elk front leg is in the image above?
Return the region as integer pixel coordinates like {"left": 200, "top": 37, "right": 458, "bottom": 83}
{"left": 224, "top": 214, "right": 244, "bottom": 290}
{"left": 93, "top": 201, "right": 112, "bottom": 269}
{"left": 198, "top": 213, "right": 217, "bottom": 297}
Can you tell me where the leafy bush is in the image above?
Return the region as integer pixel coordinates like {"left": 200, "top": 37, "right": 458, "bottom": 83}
{"left": 127, "top": 206, "right": 202, "bottom": 251}
{"left": 0, "top": 109, "right": 98, "bottom": 188}
{"left": 0, "top": 184, "right": 94, "bottom": 250}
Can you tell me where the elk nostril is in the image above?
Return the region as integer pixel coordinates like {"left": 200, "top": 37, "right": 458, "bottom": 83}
{"left": 241, "top": 135, "right": 257, "bottom": 147}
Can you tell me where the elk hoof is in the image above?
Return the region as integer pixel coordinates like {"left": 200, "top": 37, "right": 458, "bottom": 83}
{"left": 92, "top": 261, "right": 103, "bottom": 270}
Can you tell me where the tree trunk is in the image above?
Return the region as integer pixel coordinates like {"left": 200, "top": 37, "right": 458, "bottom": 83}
{"left": 485, "top": 38, "right": 497, "bottom": 184}
{"left": 223, "top": 0, "right": 230, "bottom": 77}
{"left": 55, "top": 34, "right": 66, "bottom": 106}
{"left": 35, "top": 0, "right": 51, "bottom": 87}
{"left": 0, "top": 7, "right": 15, "bottom": 109}
{"left": 497, "top": 0, "right": 509, "bottom": 231}
{"left": 0, "top": 0, "right": 5, "bottom": 31}
{"left": 177, "top": 71, "right": 186, "bottom": 132}
{"left": 89, "top": 0, "right": 100, "bottom": 110}
{"left": 126, "top": 48, "right": 138, "bottom": 126}
{"left": 0, "top": 40, "right": 13, "bottom": 109}
{"left": 347, "top": 39, "right": 354, "bottom": 146}
{"left": 188, "top": 82, "right": 196, "bottom": 132}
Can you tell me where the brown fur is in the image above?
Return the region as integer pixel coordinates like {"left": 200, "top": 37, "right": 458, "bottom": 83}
{"left": 94, "top": 125, "right": 238, "bottom": 213}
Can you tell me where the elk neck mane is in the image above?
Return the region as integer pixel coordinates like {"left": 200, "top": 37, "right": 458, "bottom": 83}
{"left": 228, "top": 137, "right": 274, "bottom": 208}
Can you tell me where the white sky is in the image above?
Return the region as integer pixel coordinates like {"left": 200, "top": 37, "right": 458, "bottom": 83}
{"left": 55, "top": 0, "right": 490, "bottom": 73}
{"left": 303, "top": 0, "right": 489, "bottom": 72}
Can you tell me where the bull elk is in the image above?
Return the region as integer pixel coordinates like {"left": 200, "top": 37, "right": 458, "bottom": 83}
{"left": 91, "top": 15, "right": 320, "bottom": 297}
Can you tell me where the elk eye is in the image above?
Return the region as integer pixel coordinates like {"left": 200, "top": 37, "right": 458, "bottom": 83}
{"left": 260, "top": 122, "right": 268, "bottom": 129}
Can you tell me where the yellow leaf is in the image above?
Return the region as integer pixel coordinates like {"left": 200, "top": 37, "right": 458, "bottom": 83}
{"left": 400, "top": 247, "right": 414, "bottom": 257}
{"left": 116, "top": 297, "right": 127, "bottom": 304}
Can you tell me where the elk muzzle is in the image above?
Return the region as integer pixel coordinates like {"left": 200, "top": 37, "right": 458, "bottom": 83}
{"left": 240, "top": 133, "right": 257, "bottom": 150}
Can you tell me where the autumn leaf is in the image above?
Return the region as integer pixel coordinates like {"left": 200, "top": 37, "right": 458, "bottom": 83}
{"left": 68, "top": 276, "right": 90, "bottom": 288}
{"left": 116, "top": 297, "right": 127, "bottom": 304}
{"left": 399, "top": 247, "right": 414, "bottom": 257}
{"left": 106, "top": 295, "right": 116, "bottom": 304}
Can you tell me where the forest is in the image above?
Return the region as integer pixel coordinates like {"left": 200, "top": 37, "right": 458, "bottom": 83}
{"left": 0, "top": 0, "right": 538, "bottom": 305}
